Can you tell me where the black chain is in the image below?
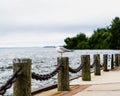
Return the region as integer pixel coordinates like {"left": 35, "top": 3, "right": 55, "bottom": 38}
{"left": 32, "top": 63, "right": 62, "bottom": 81}
{"left": 0, "top": 68, "right": 22, "bottom": 95}
{"left": 90, "top": 55, "right": 98, "bottom": 68}
{"left": 100, "top": 58, "right": 107, "bottom": 67}
{"left": 69, "top": 58, "right": 86, "bottom": 73}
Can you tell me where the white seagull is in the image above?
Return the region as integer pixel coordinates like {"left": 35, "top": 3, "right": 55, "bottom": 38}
{"left": 56, "top": 46, "right": 73, "bottom": 57}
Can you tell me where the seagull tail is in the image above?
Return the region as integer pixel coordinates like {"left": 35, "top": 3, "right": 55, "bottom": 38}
{"left": 68, "top": 49, "right": 74, "bottom": 52}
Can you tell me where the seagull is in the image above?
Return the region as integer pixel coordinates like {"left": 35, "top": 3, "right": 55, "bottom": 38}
{"left": 56, "top": 46, "right": 73, "bottom": 57}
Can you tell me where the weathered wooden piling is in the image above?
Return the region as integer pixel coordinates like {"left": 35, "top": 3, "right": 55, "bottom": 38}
{"left": 115, "top": 54, "right": 119, "bottom": 66}
{"left": 103, "top": 54, "right": 109, "bottom": 71}
{"left": 111, "top": 54, "right": 114, "bottom": 69}
{"left": 82, "top": 55, "right": 91, "bottom": 81}
{"left": 94, "top": 54, "right": 101, "bottom": 75}
{"left": 13, "top": 58, "right": 32, "bottom": 96}
{"left": 57, "top": 57, "right": 70, "bottom": 91}
{"left": 118, "top": 54, "right": 120, "bottom": 65}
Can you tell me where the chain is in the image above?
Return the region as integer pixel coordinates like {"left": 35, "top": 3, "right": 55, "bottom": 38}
{"left": 69, "top": 58, "right": 86, "bottom": 73}
{"left": 90, "top": 55, "right": 98, "bottom": 68}
{"left": 0, "top": 68, "right": 22, "bottom": 95}
{"left": 32, "top": 63, "right": 62, "bottom": 81}
{"left": 100, "top": 57, "right": 107, "bottom": 67}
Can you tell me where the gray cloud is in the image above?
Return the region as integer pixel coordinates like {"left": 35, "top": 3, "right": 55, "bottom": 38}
{"left": 0, "top": 0, "right": 120, "bottom": 47}
{"left": 0, "top": 22, "right": 108, "bottom": 33}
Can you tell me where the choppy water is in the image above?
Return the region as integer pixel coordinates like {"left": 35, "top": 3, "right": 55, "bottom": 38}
{"left": 0, "top": 47, "right": 119, "bottom": 95}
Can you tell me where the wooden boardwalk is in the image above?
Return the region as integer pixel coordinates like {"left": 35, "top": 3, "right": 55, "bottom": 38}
{"left": 34, "top": 66, "right": 120, "bottom": 96}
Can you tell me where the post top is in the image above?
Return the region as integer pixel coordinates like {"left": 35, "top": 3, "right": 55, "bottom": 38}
{"left": 13, "top": 58, "right": 31, "bottom": 64}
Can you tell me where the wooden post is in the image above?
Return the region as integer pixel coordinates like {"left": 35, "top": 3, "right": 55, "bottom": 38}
{"left": 82, "top": 55, "right": 91, "bottom": 81}
{"left": 115, "top": 54, "right": 119, "bottom": 66}
{"left": 111, "top": 54, "right": 114, "bottom": 69}
{"left": 94, "top": 54, "right": 101, "bottom": 75}
{"left": 118, "top": 54, "right": 120, "bottom": 66}
{"left": 57, "top": 57, "right": 70, "bottom": 91}
{"left": 103, "top": 54, "right": 109, "bottom": 71}
{"left": 13, "top": 58, "right": 32, "bottom": 96}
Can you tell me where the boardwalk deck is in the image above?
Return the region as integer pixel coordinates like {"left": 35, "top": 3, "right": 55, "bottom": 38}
{"left": 34, "top": 66, "right": 120, "bottom": 96}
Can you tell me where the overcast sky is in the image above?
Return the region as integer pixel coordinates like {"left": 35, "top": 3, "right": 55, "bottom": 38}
{"left": 0, "top": 0, "right": 120, "bottom": 47}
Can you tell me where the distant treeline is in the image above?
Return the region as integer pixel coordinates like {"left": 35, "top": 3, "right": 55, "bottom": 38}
{"left": 64, "top": 17, "right": 120, "bottom": 49}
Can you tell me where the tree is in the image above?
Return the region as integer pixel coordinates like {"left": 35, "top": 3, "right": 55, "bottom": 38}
{"left": 88, "top": 28, "right": 111, "bottom": 49}
{"left": 64, "top": 37, "right": 75, "bottom": 49}
{"left": 110, "top": 17, "right": 120, "bottom": 49}
{"left": 64, "top": 17, "right": 120, "bottom": 49}
{"left": 64, "top": 33, "right": 88, "bottom": 49}
{"left": 77, "top": 41, "right": 90, "bottom": 49}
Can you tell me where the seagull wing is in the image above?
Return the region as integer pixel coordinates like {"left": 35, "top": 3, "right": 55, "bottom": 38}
{"left": 60, "top": 47, "right": 73, "bottom": 52}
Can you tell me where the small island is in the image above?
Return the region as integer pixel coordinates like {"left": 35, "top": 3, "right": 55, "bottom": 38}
{"left": 43, "top": 46, "right": 55, "bottom": 48}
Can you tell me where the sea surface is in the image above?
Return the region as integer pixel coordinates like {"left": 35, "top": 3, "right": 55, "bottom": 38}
{"left": 0, "top": 47, "right": 119, "bottom": 95}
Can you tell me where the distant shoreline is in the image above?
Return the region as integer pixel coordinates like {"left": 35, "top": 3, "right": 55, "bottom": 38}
{"left": 0, "top": 46, "right": 56, "bottom": 49}
{"left": 43, "top": 46, "right": 55, "bottom": 48}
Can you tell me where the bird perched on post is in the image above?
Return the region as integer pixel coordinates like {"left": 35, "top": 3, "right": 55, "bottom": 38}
{"left": 56, "top": 46, "right": 73, "bottom": 57}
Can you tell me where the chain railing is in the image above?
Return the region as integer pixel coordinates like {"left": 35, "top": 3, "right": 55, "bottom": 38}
{"left": 0, "top": 67, "right": 22, "bottom": 95}
{"left": 69, "top": 56, "right": 98, "bottom": 73}
{"left": 32, "top": 63, "right": 62, "bottom": 81}
{"left": 69, "top": 61, "right": 85, "bottom": 73}
{"left": 90, "top": 56, "right": 98, "bottom": 68}
{"left": 100, "top": 57, "right": 107, "bottom": 67}
{"left": 0, "top": 54, "right": 119, "bottom": 95}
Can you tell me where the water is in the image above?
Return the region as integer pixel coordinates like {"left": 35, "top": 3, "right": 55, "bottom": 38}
{"left": 0, "top": 47, "right": 119, "bottom": 95}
